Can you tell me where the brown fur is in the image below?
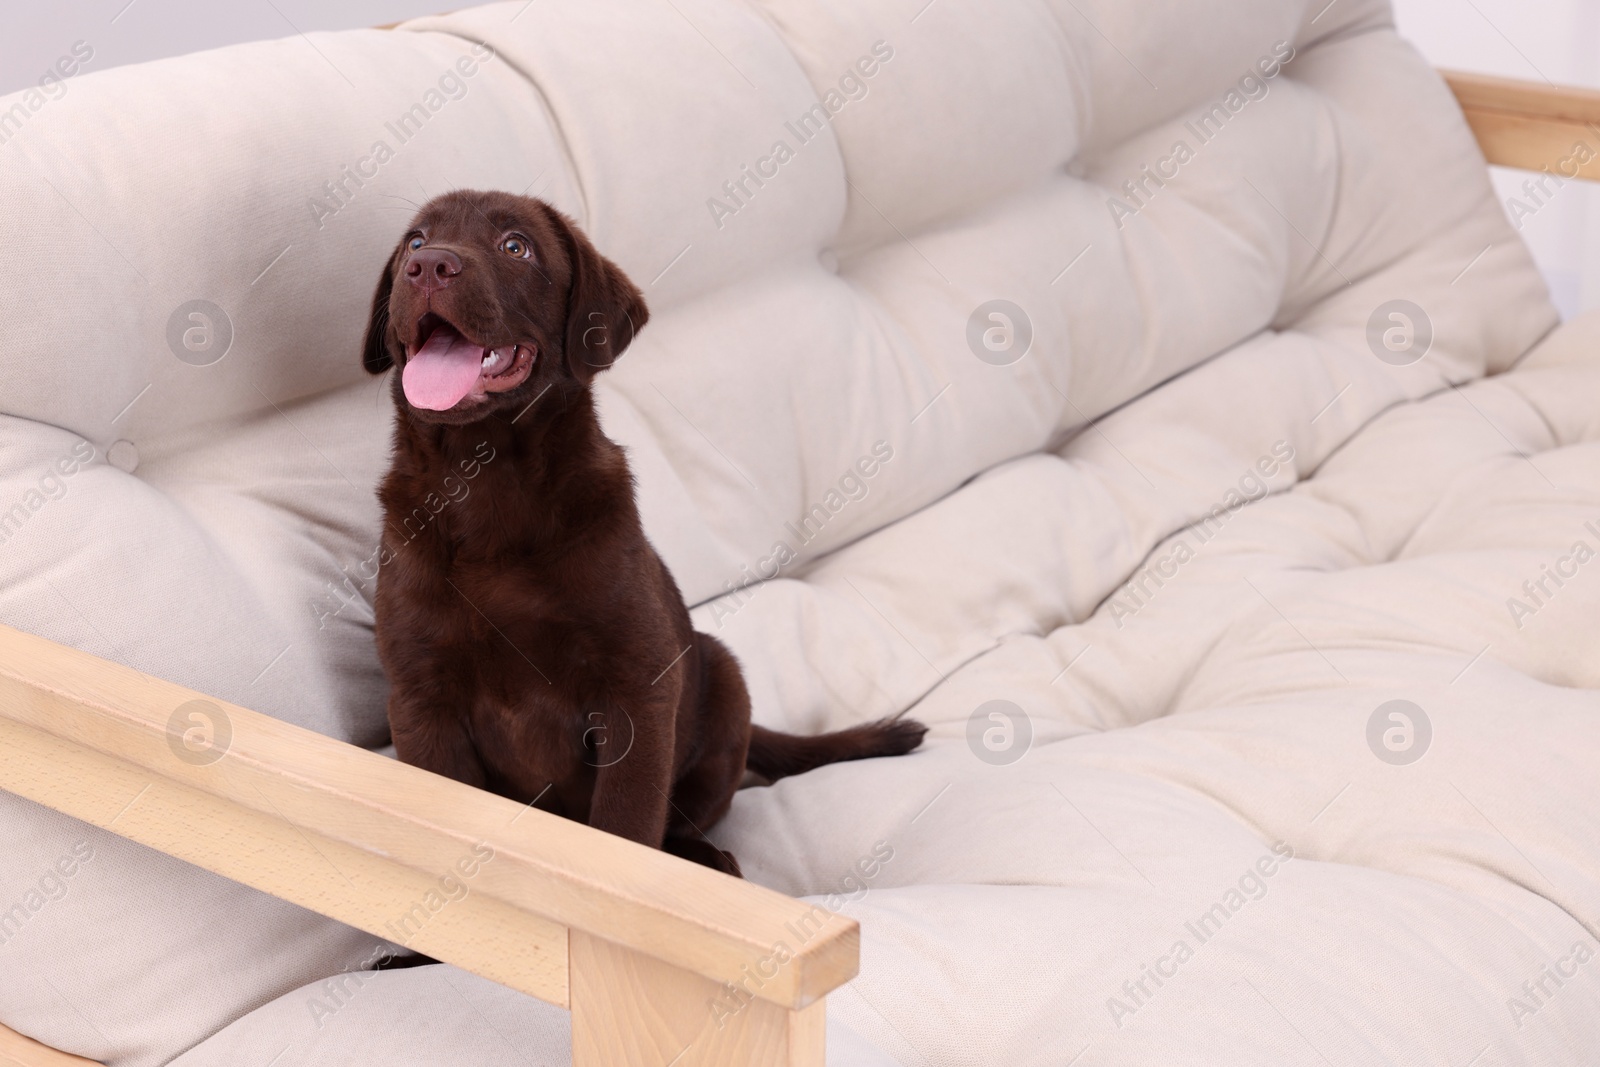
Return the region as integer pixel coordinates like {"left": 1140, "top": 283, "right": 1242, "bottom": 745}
{"left": 361, "top": 191, "right": 925, "bottom": 875}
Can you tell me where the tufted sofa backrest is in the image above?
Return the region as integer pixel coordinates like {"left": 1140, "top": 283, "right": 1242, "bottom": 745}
{"left": 0, "top": 0, "right": 1555, "bottom": 745}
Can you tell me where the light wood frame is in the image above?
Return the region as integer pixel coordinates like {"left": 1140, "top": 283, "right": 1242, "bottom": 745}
{"left": 0, "top": 624, "right": 848, "bottom": 1066}
{"left": 1443, "top": 69, "right": 1600, "bottom": 178}
{"left": 1, "top": 67, "right": 1598, "bottom": 1067}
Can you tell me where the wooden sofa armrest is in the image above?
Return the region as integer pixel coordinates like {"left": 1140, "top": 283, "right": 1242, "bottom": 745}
{"left": 0, "top": 624, "right": 851, "bottom": 1066}
{"left": 1444, "top": 69, "right": 1600, "bottom": 179}
{"left": 0, "top": 1025, "right": 99, "bottom": 1067}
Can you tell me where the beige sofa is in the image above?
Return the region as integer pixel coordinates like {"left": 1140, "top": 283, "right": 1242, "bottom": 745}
{"left": 2, "top": 0, "right": 1599, "bottom": 1063}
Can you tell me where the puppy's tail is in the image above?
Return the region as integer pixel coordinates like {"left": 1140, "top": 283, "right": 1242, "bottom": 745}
{"left": 746, "top": 716, "right": 927, "bottom": 783}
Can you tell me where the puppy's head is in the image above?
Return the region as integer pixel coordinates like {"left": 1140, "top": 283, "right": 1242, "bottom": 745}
{"left": 362, "top": 190, "right": 647, "bottom": 425}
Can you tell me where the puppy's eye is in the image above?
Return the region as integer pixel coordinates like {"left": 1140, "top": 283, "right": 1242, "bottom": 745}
{"left": 500, "top": 235, "right": 528, "bottom": 258}
{"left": 408, "top": 235, "right": 425, "bottom": 251}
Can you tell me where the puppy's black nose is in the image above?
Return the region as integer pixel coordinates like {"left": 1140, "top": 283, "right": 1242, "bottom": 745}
{"left": 406, "top": 248, "right": 462, "bottom": 290}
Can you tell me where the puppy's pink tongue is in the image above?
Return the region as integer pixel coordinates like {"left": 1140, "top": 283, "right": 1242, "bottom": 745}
{"left": 403, "top": 327, "right": 483, "bottom": 410}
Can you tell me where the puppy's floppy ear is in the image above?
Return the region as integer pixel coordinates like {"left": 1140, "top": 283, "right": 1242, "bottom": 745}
{"left": 361, "top": 249, "right": 399, "bottom": 374}
{"left": 540, "top": 204, "right": 648, "bottom": 385}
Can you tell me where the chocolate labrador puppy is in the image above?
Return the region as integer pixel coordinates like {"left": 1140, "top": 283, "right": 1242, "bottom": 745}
{"left": 360, "top": 190, "right": 925, "bottom": 875}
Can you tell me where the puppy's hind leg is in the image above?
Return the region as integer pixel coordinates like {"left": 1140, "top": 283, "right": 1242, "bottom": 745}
{"left": 661, "top": 634, "right": 752, "bottom": 877}
{"left": 663, "top": 835, "right": 742, "bottom": 877}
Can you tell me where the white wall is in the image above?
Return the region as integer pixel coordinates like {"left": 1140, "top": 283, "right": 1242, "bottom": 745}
{"left": 1394, "top": 0, "right": 1600, "bottom": 319}
{"left": 0, "top": 0, "right": 445, "bottom": 96}
{"left": 5, "top": 1, "right": 1598, "bottom": 316}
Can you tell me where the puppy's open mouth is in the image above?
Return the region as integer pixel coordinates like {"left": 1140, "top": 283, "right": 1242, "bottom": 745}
{"left": 402, "top": 313, "right": 536, "bottom": 412}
